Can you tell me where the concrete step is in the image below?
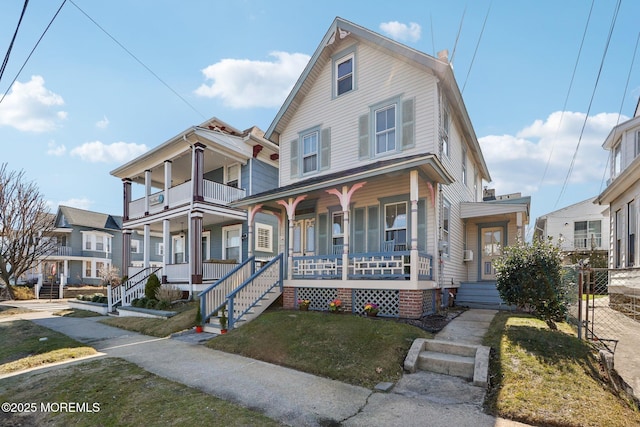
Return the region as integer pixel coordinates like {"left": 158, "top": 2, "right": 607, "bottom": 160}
{"left": 418, "top": 350, "right": 475, "bottom": 380}
{"left": 423, "top": 339, "right": 477, "bottom": 357}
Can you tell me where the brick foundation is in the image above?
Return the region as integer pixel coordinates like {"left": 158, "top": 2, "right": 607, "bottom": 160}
{"left": 336, "top": 288, "right": 352, "bottom": 312}
{"left": 283, "top": 287, "right": 295, "bottom": 309}
{"left": 399, "top": 289, "right": 424, "bottom": 319}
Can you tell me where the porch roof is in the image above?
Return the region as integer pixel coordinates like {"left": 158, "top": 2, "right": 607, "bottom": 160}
{"left": 460, "top": 196, "right": 531, "bottom": 220}
{"left": 232, "top": 153, "right": 453, "bottom": 207}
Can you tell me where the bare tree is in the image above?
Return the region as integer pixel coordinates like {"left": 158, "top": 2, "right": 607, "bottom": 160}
{"left": 0, "top": 164, "right": 56, "bottom": 299}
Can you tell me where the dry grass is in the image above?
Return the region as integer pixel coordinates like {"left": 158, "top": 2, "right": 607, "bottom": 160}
{"left": 206, "top": 309, "right": 431, "bottom": 389}
{"left": 100, "top": 301, "right": 197, "bottom": 337}
{"left": 0, "top": 357, "right": 283, "bottom": 426}
{"left": 0, "top": 320, "right": 96, "bottom": 374}
{"left": 483, "top": 312, "right": 640, "bottom": 427}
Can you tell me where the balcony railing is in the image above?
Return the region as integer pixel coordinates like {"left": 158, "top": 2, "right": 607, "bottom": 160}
{"left": 130, "top": 261, "right": 239, "bottom": 283}
{"left": 292, "top": 251, "right": 433, "bottom": 280}
{"left": 128, "top": 180, "right": 246, "bottom": 220}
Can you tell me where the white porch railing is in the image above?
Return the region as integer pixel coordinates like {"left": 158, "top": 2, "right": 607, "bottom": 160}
{"left": 203, "top": 180, "right": 245, "bottom": 204}
{"left": 291, "top": 251, "right": 434, "bottom": 280}
{"left": 128, "top": 180, "right": 245, "bottom": 220}
{"left": 164, "top": 263, "right": 189, "bottom": 282}
{"left": 203, "top": 262, "right": 238, "bottom": 280}
{"left": 200, "top": 258, "right": 256, "bottom": 324}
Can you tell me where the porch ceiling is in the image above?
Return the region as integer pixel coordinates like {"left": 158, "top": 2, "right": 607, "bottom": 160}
{"left": 460, "top": 200, "right": 530, "bottom": 220}
{"left": 233, "top": 153, "right": 453, "bottom": 207}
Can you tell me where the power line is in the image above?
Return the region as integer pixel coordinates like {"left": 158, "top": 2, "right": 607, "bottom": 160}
{"left": 0, "top": 0, "right": 65, "bottom": 106}
{"left": 449, "top": 5, "right": 466, "bottom": 65}
{"left": 538, "top": 0, "right": 595, "bottom": 189}
{"left": 461, "top": 2, "right": 491, "bottom": 94}
{"left": 554, "top": 0, "right": 622, "bottom": 208}
{"left": 68, "top": 0, "right": 206, "bottom": 120}
{"left": 0, "top": 0, "right": 29, "bottom": 84}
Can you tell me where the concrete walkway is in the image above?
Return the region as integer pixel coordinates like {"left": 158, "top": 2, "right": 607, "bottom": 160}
{"left": 1, "top": 301, "right": 528, "bottom": 427}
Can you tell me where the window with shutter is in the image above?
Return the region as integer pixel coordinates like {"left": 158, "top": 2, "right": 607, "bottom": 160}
{"left": 255, "top": 223, "right": 272, "bottom": 252}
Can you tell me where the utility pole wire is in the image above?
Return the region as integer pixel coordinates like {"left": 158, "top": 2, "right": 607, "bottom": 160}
{"left": 461, "top": 2, "right": 491, "bottom": 94}
{"left": 0, "top": 0, "right": 29, "bottom": 84}
{"left": 68, "top": 0, "right": 206, "bottom": 120}
{"left": 555, "top": 0, "right": 622, "bottom": 208}
{"left": 538, "top": 0, "right": 595, "bottom": 190}
{"left": 449, "top": 5, "right": 466, "bottom": 65}
{"left": 0, "top": 0, "right": 65, "bottom": 106}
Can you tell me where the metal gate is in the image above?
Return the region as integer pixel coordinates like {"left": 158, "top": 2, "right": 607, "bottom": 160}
{"left": 575, "top": 267, "right": 640, "bottom": 354}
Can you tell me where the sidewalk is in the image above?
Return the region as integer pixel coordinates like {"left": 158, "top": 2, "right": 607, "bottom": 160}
{"left": 2, "top": 301, "right": 528, "bottom": 426}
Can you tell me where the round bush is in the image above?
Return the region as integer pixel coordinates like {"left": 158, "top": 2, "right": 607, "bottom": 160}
{"left": 145, "top": 274, "right": 161, "bottom": 300}
{"left": 156, "top": 300, "right": 170, "bottom": 310}
{"left": 135, "top": 297, "right": 148, "bottom": 308}
{"left": 145, "top": 299, "right": 158, "bottom": 309}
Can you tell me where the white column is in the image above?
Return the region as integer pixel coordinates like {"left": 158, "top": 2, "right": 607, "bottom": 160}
{"left": 516, "top": 212, "right": 523, "bottom": 241}
{"left": 144, "top": 169, "right": 151, "bottom": 215}
{"left": 410, "top": 170, "right": 419, "bottom": 282}
{"left": 163, "top": 219, "right": 171, "bottom": 265}
{"left": 164, "top": 160, "right": 172, "bottom": 210}
{"left": 143, "top": 224, "right": 151, "bottom": 269}
{"left": 247, "top": 205, "right": 263, "bottom": 258}
{"left": 277, "top": 196, "right": 307, "bottom": 280}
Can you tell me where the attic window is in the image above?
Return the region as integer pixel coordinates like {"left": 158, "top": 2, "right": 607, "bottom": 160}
{"left": 334, "top": 51, "right": 355, "bottom": 97}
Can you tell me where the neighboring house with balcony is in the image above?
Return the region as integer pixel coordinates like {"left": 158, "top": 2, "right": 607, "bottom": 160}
{"left": 109, "top": 117, "right": 280, "bottom": 307}
{"left": 534, "top": 197, "right": 609, "bottom": 265}
{"left": 229, "top": 17, "right": 530, "bottom": 318}
{"left": 32, "top": 205, "right": 123, "bottom": 298}
{"left": 595, "top": 101, "right": 640, "bottom": 312}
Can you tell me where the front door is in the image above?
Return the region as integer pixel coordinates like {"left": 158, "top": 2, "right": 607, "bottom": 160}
{"left": 481, "top": 227, "right": 502, "bottom": 280}
{"left": 293, "top": 218, "right": 315, "bottom": 256}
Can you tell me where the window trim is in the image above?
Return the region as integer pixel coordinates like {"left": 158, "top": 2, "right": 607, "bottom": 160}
{"left": 383, "top": 201, "right": 408, "bottom": 249}
{"left": 374, "top": 104, "right": 397, "bottom": 156}
{"left": 613, "top": 142, "right": 622, "bottom": 176}
{"left": 441, "top": 102, "right": 450, "bottom": 157}
{"left": 302, "top": 130, "right": 319, "bottom": 174}
{"left": 225, "top": 163, "right": 240, "bottom": 188}
{"left": 222, "top": 224, "right": 242, "bottom": 262}
{"left": 442, "top": 198, "right": 451, "bottom": 257}
{"left": 332, "top": 46, "right": 357, "bottom": 98}
{"left": 462, "top": 145, "right": 467, "bottom": 186}
{"left": 130, "top": 239, "right": 141, "bottom": 254}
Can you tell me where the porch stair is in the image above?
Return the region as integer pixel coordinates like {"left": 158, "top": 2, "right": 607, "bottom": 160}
{"left": 200, "top": 254, "right": 284, "bottom": 334}
{"left": 455, "top": 282, "right": 513, "bottom": 310}
{"left": 204, "top": 287, "right": 281, "bottom": 334}
{"left": 404, "top": 338, "right": 490, "bottom": 387}
{"left": 38, "top": 284, "right": 60, "bottom": 299}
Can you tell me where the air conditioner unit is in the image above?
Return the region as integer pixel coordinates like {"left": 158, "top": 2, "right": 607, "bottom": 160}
{"left": 463, "top": 250, "right": 473, "bottom": 262}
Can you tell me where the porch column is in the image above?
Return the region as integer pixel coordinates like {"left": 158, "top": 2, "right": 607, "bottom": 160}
{"left": 122, "top": 178, "right": 132, "bottom": 220}
{"left": 122, "top": 229, "right": 132, "bottom": 277}
{"left": 143, "top": 224, "right": 151, "bottom": 269}
{"left": 163, "top": 160, "right": 172, "bottom": 210}
{"left": 144, "top": 170, "right": 151, "bottom": 215}
{"left": 276, "top": 196, "right": 307, "bottom": 280}
{"left": 410, "top": 170, "right": 419, "bottom": 282}
{"left": 326, "top": 182, "right": 366, "bottom": 281}
{"left": 63, "top": 260, "right": 68, "bottom": 286}
{"left": 162, "top": 219, "right": 170, "bottom": 283}
{"left": 192, "top": 142, "right": 205, "bottom": 202}
{"left": 247, "top": 204, "right": 264, "bottom": 258}
{"left": 516, "top": 212, "right": 524, "bottom": 241}
{"left": 190, "top": 211, "right": 203, "bottom": 284}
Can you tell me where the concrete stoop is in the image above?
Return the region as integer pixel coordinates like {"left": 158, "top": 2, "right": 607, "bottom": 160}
{"left": 404, "top": 338, "right": 490, "bottom": 387}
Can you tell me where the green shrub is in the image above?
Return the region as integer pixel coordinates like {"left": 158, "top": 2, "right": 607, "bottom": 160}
{"left": 145, "top": 299, "right": 157, "bottom": 310}
{"left": 494, "top": 237, "right": 568, "bottom": 329}
{"left": 135, "top": 297, "right": 148, "bottom": 308}
{"left": 131, "top": 298, "right": 139, "bottom": 306}
{"left": 145, "top": 274, "right": 161, "bottom": 300}
{"left": 99, "top": 296, "right": 108, "bottom": 304}
{"left": 76, "top": 295, "right": 84, "bottom": 300}
{"left": 91, "top": 295, "right": 101, "bottom": 303}
{"left": 156, "top": 300, "right": 170, "bottom": 310}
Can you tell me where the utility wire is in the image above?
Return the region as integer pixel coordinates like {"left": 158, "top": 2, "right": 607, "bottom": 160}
{"left": 449, "top": 5, "right": 466, "bottom": 64}
{"left": 538, "top": 0, "right": 595, "bottom": 189}
{"left": 0, "top": 0, "right": 29, "bottom": 84}
{"left": 0, "top": 0, "right": 65, "bottom": 106}
{"left": 555, "top": 0, "right": 622, "bottom": 208}
{"left": 461, "top": 1, "right": 491, "bottom": 94}
{"left": 598, "top": 31, "right": 640, "bottom": 195}
{"left": 68, "top": 0, "right": 206, "bottom": 120}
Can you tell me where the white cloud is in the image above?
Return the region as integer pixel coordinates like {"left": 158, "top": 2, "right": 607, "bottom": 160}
{"left": 195, "top": 51, "right": 310, "bottom": 108}
{"left": 479, "top": 111, "right": 625, "bottom": 195}
{"left": 379, "top": 21, "right": 421, "bottom": 42}
{"left": 47, "top": 197, "right": 93, "bottom": 212}
{"left": 70, "top": 141, "right": 148, "bottom": 163}
{"left": 47, "top": 141, "right": 66, "bottom": 156}
{"left": 96, "top": 116, "right": 110, "bottom": 129}
{"left": 0, "top": 75, "right": 67, "bottom": 132}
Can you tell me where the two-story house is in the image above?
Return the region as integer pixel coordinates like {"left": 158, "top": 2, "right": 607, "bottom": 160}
{"left": 109, "top": 117, "right": 279, "bottom": 306}
{"left": 34, "top": 205, "right": 123, "bottom": 298}
{"left": 534, "top": 197, "right": 609, "bottom": 265}
{"left": 595, "top": 100, "right": 640, "bottom": 310}
{"left": 226, "top": 17, "right": 530, "bottom": 319}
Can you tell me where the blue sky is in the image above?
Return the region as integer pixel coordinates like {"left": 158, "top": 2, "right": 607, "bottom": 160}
{"left": 1, "top": 0, "right": 638, "bottom": 237}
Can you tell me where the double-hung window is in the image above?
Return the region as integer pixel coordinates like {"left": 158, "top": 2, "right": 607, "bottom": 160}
{"left": 613, "top": 143, "right": 621, "bottom": 176}
{"left": 384, "top": 202, "right": 407, "bottom": 250}
{"left": 442, "top": 104, "right": 450, "bottom": 157}
{"left": 574, "top": 220, "right": 602, "bottom": 249}
{"left": 375, "top": 105, "right": 396, "bottom": 155}
{"left": 332, "top": 212, "right": 344, "bottom": 250}
{"left": 629, "top": 202, "right": 636, "bottom": 266}
{"left": 442, "top": 199, "right": 451, "bottom": 256}
{"left": 226, "top": 164, "right": 240, "bottom": 188}
{"left": 302, "top": 131, "right": 318, "bottom": 174}
{"left": 335, "top": 53, "right": 354, "bottom": 96}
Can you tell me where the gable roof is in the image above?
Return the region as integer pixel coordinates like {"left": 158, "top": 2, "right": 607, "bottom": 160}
{"left": 55, "top": 206, "right": 122, "bottom": 231}
{"left": 265, "top": 16, "right": 491, "bottom": 182}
